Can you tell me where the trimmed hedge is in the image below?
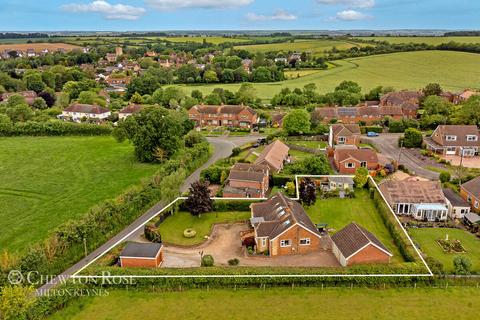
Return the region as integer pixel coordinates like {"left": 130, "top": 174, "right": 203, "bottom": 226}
{"left": 360, "top": 126, "right": 383, "bottom": 134}
{"left": 0, "top": 120, "right": 113, "bottom": 136}
{"left": 272, "top": 174, "right": 294, "bottom": 187}
{"left": 212, "top": 199, "right": 260, "bottom": 211}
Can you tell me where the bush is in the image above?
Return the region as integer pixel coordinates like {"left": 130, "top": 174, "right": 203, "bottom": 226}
{"left": 212, "top": 200, "right": 255, "bottom": 211}
{"left": 402, "top": 128, "right": 423, "bottom": 148}
{"left": 201, "top": 254, "right": 214, "bottom": 267}
{"left": 183, "top": 228, "right": 197, "bottom": 238}
{"left": 0, "top": 120, "right": 113, "bottom": 136}
{"left": 272, "top": 174, "right": 294, "bottom": 187}
{"left": 144, "top": 224, "right": 162, "bottom": 243}
{"left": 439, "top": 171, "right": 451, "bottom": 183}
{"left": 231, "top": 147, "right": 241, "bottom": 156}
{"left": 228, "top": 258, "right": 240, "bottom": 266}
{"left": 361, "top": 126, "right": 383, "bottom": 134}
{"left": 200, "top": 166, "right": 229, "bottom": 184}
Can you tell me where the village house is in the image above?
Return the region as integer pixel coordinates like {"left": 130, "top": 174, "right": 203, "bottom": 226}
{"left": 331, "top": 222, "right": 392, "bottom": 266}
{"left": 223, "top": 163, "right": 270, "bottom": 198}
{"left": 241, "top": 59, "right": 253, "bottom": 73}
{"left": 425, "top": 125, "right": 479, "bottom": 157}
{"left": 1, "top": 90, "right": 37, "bottom": 105}
{"left": 313, "top": 105, "right": 404, "bottom": 125}
{"left": 455, "top": 89, "right": 479, "bottom": 103}
{"left": 379, "top": 180, "right": 448, "bottom": 221}
{"left": 188, "top": 104, "right": 258, "bottom": 128}
{"left": 379, "top": 90, "right": 422, "bottom": 118}
{"left": 254, "top": 140, "right": 290, "bottom": 173}
{"left": 105, "top": 75, "right": 131, "bottom": 94}
{"left": 271, "top": 113, "right": 285, "bottom": 128}
{"left": 316, "top": 176, "right": 355, "bottom": 192}
{"left": 119, "top": 242, "right": 163, "bottom": 268}
{"left": 460, "top": 176, "right": 480, "bottom": 213}
{"left": 61, "top": 103, "right": 111, "bottom": 122}
{"left": 118, "top": 104, "right": 143, "bottom": 120}
{"left": 443, "top": 188, "right": 471, "bottom": 219}
{"left": 328, "top": 124, "right": 361, "bottom": 147}
{"left": 250, "top": 192, "right": 322, "bottom": 256}
{"left": 333, "top": 148, "right": 379, "bottom": 174}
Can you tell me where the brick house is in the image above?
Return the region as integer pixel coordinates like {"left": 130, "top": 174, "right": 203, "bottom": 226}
{"left": 312, "top": 105, "right": 403, "bottom": 125}
{"left": 333, "top": 148, "right": 379, "bottom": 174}
{"left": 119, "top": 104, "right": 143, "bottom": 120}
{"left": 456, "top": 89, "right": 479, "bottom": 103}
{"left": 328, "top": 124, "right": 361, "bottom": 147}
{"left": 254, "top": 140, "right": 290, "bottom": 173}
{"left": 379, "top": 90, "right": 422, "bottom": 119}
{"left": 250, "top": 192, "right": 322, "bottom": 256}
{"left": 425, "top": 125, "right": 479, "bottom": 157}
{"left": 188, "top": 104, "right": 257, "bottom": 128}
{"left": 62, "top": 103, "right": 111, "bottom": 122}
{"left": 331, "top": 222, "right": 392, "bottom": 266}
{"left": 460, "top": 176, "right": 480, "bottom": 213}
{"left": 119, "top": 242, "right": 163, "bottom": 268}
{"left": 223, "top": 163, "right": 270, "bottom": 198}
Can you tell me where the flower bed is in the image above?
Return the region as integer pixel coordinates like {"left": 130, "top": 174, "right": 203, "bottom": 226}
{"left": 436, "top": 239, "right": 467, "bottom": 253}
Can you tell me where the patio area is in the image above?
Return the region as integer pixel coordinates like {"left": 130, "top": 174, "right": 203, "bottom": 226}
{"left": 440, "top": 155, "right": 480, "bottom": 168}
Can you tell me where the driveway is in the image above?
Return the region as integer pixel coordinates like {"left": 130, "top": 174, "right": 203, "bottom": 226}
{"left": 441, "top": 155, "right": 480, "bottom": 168}
{"left": 363, "top": 133, "right": 439, "bottom": 180}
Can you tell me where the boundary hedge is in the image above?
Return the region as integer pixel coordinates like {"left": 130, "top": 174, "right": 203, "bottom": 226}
{"left": 0, "top": 121, "right": 113, "bottom": 136}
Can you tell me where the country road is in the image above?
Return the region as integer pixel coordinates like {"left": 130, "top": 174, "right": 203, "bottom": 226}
{"left": 36, "top": 135, "right": 261, "bottom": 295}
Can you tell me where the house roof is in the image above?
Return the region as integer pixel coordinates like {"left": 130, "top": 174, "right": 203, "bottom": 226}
{"left": 228, "top": 163, "right": 269, "bottom": 183}
{"left": 328, "top": 176, "right": 354, "bottom": 184}
{"left": 443, "top": 188, "right": 470, "bottom": 207}
{"left": 379, "top": 106, "right": 403, "bottom": 116}
{"left": 379, "top": 180, "right": 446, "bottom": 205}
{"left": 254, "top": 140, "right": 289, "bottom": 172}
{"left": 120, "top": 242, "right": 162, "bottom": 258}
{"left": 464, "top": 212, "right": 480, "bottom": 224}
{"left": 119, "top": 104, "right": 143, "bottom": 114}
{"left": 461, "top": 176, "right": 480, "bottom": 196}
{"left": 380, "top": 90, "right": 422, "bottom": 109}
{"left": 331, "top": 222, "right": 392, "bottom": 259}
{"left": 334, "top": 148, "right": 378, "bottom": 164}
{"left": 431, "top": 125, "right": 480, "bottom": 147}
{"left": 331, "top": 124, "right": 361, "bottom": 138}
{"left": 313, "top": 107, "right": 337, "bottom": 120}
{"left": 64, "top": 104, "right": 110, "bottom": 114}
{"left": 190, "top": 104, "right": 256, "bottom": 116}
{"left": 223, "top": 185, "right": 261, "bottom": 195}
{"left": 251, "top": 192, "right": 320, "bottom": 239}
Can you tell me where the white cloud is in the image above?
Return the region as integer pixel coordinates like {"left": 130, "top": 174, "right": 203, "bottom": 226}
{"left": 336, "top": 9, "right": 370, "bottom": 20}
{"left": 246, "top": 10, "right": 297, "bottom": 22}
{"left": 316, "top": 0, "right": 375, "bottom": 9}
{"left": 146, "top": 0, "right": 254, "bottom": 11}
{"left": 62, "top": 1, "right": 146, "bottom": 20}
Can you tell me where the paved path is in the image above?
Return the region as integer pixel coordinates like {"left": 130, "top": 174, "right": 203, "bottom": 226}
{"left": 36, "top": 135, "right": 260, "bottom": 295}
{"left": 363, "top": 133, "right": 439, "bottom": 180}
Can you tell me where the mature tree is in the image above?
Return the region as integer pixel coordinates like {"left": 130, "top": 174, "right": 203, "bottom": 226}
{"left": 125, "top": 75, "right": 160, "bottom": 98}
{"left": 162, "top": 87, "right": 185, "bottom": 106}
{"left": 5, "top": 95, "right": 26, "bottom": 108}
{"left": 23, "top": 73, "right": 46, "bottom": 93}
{"left": 252, "top": 67, "right": 272, "bottom": 82}
{"left": 0, "top": 114, "right": 13, "bottom": 130}
{"left": 32, "top": 97, "right": 48, "bottom": 110}
{"left": 422, "top": 95, "right": 452, "bottom": 116}
{"left": 285, "top": 155, "right": 331, "bottom": 175}
{"left": 185, "top": 180, "right": 213, "bottom": 217}
{"left": 38, "top": 91, "right": 56, "bottom": 107}
{"left": 225, "top": 56, "right": 242, "bottom": 69}
{"left": 299, "top": 177, "right": 317, "bottom": 206}
{"left": 191, "top": 89, "right": 203, "bottom": 101}
{"left": 233, "top": 67, "right": 249, "bottom": 82}
{"left": 235, "top": 83, "right": 257, "bottom": 105}
{"left": 176, "top": 64, "right": 200, "bottom": 83}
{"left": 283, "top": 109, "right": 311, "bottom": 135}
{"left": 113, "top": 107, "right": 185, "bottom": 162}
{"left": 6, "top": 104, "right": 34, "bottom": 122}
{"left": 402, "top": 128, "right": 423, "bottom": 148}
{"left": 203, "top": 70, "right": 219, "bottom": 83}
{"left": 453, "top": 256, "right": 472, "bottom": 275}
{"left": 455, "top": 95, "right": 480, "bottom": 125}
{"left": 130, "top": 92, "right": 144, "bottom": 104}
{"left": 365, "top": 86, "right": 384, "bottom": 100}
{"left": 335, "top": 80, "right": 361, "bottom": 94}
{"left": 62, "top": 79, "right": 98, "bottom": 99}
{"left": 151, "top": 88, "right": 164, "bottom": 105}
{"left": 221, "top": 68, "right": 235, "bottom": 83}
{"left": 204, "top": 93, "right": 222, "bottom": 105}
{"left": 353, "top": 167, "right": 369, "bottom": 188}
{"left": 422, "top": 83, "right": 442, "bottom": 96}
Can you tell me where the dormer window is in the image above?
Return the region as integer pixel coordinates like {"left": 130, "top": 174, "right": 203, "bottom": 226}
{"left": 467, "top": 135, "right": 478, "bottom": 141}
{"left": 446, "top": 135, "right": 457, "bottom": 141}
{"left": 283, "top": 220, "right": 290, "bottom": 226}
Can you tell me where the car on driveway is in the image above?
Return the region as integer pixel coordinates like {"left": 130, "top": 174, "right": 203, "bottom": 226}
{"left": 367, "top": 131, "right": 380, "bottom": 137}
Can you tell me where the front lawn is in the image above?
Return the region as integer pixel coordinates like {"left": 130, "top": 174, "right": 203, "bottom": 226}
{"left": 305, "top": 189, "right": 404, "bottom": 263}
{"left": 289, "top": 149, "right": 313, "bottom": 161}
{"left": 288, "top": 140, "right": 328, "bottom": 149}
{"left": 409, "top": 228, "right": 480, "bottom": 272}
{"left": 158, "top": 211, "right": 250, "bottom": 246}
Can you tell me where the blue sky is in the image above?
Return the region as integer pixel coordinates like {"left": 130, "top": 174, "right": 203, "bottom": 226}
{"left": 0, "top": 0, "right": 479, "bottom": 31}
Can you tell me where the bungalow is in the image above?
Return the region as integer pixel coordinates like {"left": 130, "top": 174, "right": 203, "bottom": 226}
{"left": 62, "top": 103, "right": 111, "bottom": 122}
{"left": 223, "top": 163, "right": 270, "bottom": 198}
{"left": 425, "top": 125, "right": 479, "bottom": 157}
{"left": 460, "top": 176, "right": 480, "bottom": 213}
{"left": 119, "top": 104, "right": 143, "bottom": 120}
{"left": 119, "top": 242, "right": 163, "bottom": 268}
{"left": 250, "top": 192, "right": 322, "bottom": 256}
{"left": 333, "top": 148, "right": 379, "bottom": 174}
{"left": 331, "top": 222, "right": 392, "bottom": 266}
{"left": 254, "top": 140, "right": 290, "bottom": 173}
{"left": 443, "top": 188, "right": 471, "bottom": 219}
{"left": 188, "top": 104, "right": 257, "bottom": 128}
{"left": 328, "top": 124, "right": 361, "bottom": 147}
{"left": 318, "top": 176, "right": 354, "bottom": 192}
{"left": 378, "top": 180, "right": 448, "bottom": 221}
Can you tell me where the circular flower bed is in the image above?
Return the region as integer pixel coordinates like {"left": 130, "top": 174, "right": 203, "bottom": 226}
{"left": 183, "top": 228, "right": 197, "bottom": 238}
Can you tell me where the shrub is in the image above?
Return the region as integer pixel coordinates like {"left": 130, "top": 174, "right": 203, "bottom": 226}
{"left": 425, "top": 257, "right": 444, "bottom": 276}
{"left": 272, "top": 174, "right": 293, "bottom": 187}
{"left": 212, "top": 200, "right": 255, "bottom": 212}
{"left": 361, "top": 126, "right": 383, "bottom": 134}
{"left": 201, "top": 254, "right": 214, "bottom": 267}
{"left": 453, "top": 256, "right": 471, "bottom": 275}
{"left": 144, "top": 224, "right": 162, "bottom": 243}
{"left": 228, "top": 258, "right": 240, "bottom": 266}
{"left": 0, "top": 120, "right": 113, "bottom": 136}
{"left": 439, "top": 171, "right": 451, "bottom": 183}
{"left": 183, "top": 228, "right": 197, "bottom": 238}
{"left": 231, "top": 147, "right": 241, "bottom": 156}
{"left": 402, "top": 128, "right": 423, "bottom": 148}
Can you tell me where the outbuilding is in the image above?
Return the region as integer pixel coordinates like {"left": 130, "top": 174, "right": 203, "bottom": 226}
{"left": 119, "top": 242, "right": 163, "bottom": 268}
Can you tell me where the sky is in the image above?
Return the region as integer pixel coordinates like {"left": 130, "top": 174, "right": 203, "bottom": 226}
{"left": 0, "top": 0, "right": 479, "bottom": 31}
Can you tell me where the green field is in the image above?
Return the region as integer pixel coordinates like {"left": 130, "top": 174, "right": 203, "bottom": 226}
{"left": 174, "top": 51, "right": 480, "bottom": 100}
{"left": 305, "top": 189, "right": 404, "bottom": 263}
{"left": 235, "top": 39, "right": 362, "bottom": 55}
{"left": 409, "top": 228, "right": 480, "bottom": 272}
{"left": 48, "top": 287, "right": 480, "bottom": 320}
{"left": 359, "top": 36, "right": 480, "bottom": 45}
{"left": 0, "top": 136, "right": 161, "bottom": 253}
{"left": 158, "top": 211, "right": 250, "bottom": 246}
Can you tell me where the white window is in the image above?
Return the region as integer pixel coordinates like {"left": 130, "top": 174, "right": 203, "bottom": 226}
{"left": 346, "top": 162, "right": 355, "bottom": 168}
{"left": 299, "top": 238, "right": 310, "bottom": 245}
{"left": 475, "top": 201, "right": 479, "bottom": 209}
{"left": 466, "top": 135, "right": 478, "bottom": 141}
{"left": 261, "top": 238, "right": 267, "bottom": 247}
{"left": 280, "top": 239, "right": 291, "bottom": 247}
{"left": 446, "top": 135, "right": 457, "bottom": 141}
{"left": 360, "top": 161, "right": 367, "bottom": 167}
{"left": 338, "top": 137, "right": 346, "bottom": 144}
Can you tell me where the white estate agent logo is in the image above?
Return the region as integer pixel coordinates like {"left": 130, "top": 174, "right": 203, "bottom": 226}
{"left": 8, "top": 270, "right": 24, "bottom": 285}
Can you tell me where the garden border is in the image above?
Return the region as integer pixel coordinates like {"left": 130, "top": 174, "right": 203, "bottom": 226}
{"left": 71, "top": 175, "right": 433, "bottom": 279}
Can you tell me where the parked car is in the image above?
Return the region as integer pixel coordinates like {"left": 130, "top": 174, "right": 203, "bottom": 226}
{"left": 252, "top": 142, "right": 260, "bottom": 148}
{"left": 367, "top": 132, "right": 379, "bottom": 137}
{"left": 257, "top": 138, "right": 267, "bottom": 144}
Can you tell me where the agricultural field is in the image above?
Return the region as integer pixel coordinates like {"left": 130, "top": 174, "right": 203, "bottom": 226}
{"left": 409, "top": 228, "right": 480, "bottom": 272}
{"left": 305, "top": 189, "right": 404, "bottom": 263}
{"left": 176, "top": 50, "right": 480, "bottom": 100}
{"left": 234, "top": 39, "right": 362, "bottom": 55}
{"left": 0, "top": 136, "right": 161, "bottom": 253}
{"left": 358, "top": 36, "right": 480, "bottom": 45}
{"left": 155, "top": 36, "right": 250, "bottom": 44}
{"left": 0, "top": 42, "right": 81, "bottom": 52}
{"left": 48, "top": 287, "right": 480, "bottom": 320}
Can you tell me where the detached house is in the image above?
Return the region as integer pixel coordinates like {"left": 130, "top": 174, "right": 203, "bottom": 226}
{"left": 333, "top": 148, "right": 379, "bottom": 174}
{"left": 62, "top": 104, "right": 111, "bottom": 122}
{"left": 379, "top": 180, "right": 448, "bottom": 221}
{"left": 328, "top": 124, "right": 361, "bottom": 147}
{"left": 188, "top": 104, "right": 257, "bottom": 128}
{"left": 460, "top": 176, "right": 480, "bottom": 213}
{"left": 250, "top": 192, "right": 322, "bottom": 256}
{"left": 425, "top": 125, "right": 479, "bottom": 157}
{"left": 1, "top": 91, "right": 37, "bottom": 105}
{"left": 223, "top": 163, "right": 270, "bottom": 198}
{"left": 254, "top": 140, "right": 290, "bottom": 173}
{"left": 380, "top": 90, "right": 422, "bottom": 118}
{"left": 119, "top": 104, "right": 143, "bottom": 120}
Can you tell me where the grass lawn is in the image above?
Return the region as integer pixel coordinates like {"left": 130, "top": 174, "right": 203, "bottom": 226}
{"left": 158, "top": 211, "right": 250, "bottom": 246}
{"left": 288, "top": 140, "right": 328, "bottom": 149}
{"left": 289, "top": 149, "right": 313, "bottom": 161}
{"left": 305, "top": 189, "right": 404, "bottom": 262}
{"left": 0, "top": 136, "right": 161, "bottom": 253}
{"left": 172, "top": 51, "right": 480, "bottom": 100}
{"left": 409, "top": 228, "right": 480, "bottom": 272}
{"left": 48, "top": 287, "right": 480, "bottom": 320}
